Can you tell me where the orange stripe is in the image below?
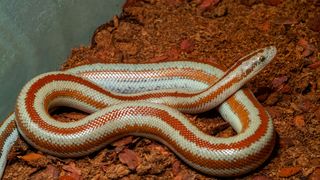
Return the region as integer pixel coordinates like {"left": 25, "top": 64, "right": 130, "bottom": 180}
{"left": 44, "top": 90, "right": 108, "bottom": 111}
{"left": 224, "top": 95, "right": 250, "bottom": 132}
{"left": 16, "top": 107, "right": 275, "bottom": 172}
{"left": 21, "top": 74, "right": 269, "bottom": 150}
{"left": 18, "top": 104, "right": 268, "bottom": 151}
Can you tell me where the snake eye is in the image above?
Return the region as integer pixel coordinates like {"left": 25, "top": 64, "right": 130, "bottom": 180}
{"left": 259, "top": 56, "right": 266, "bottom": 62}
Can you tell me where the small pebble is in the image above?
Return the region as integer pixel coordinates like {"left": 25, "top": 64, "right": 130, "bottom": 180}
{"left": 259, "top": 21, "right": 271, "bottom": 33}
{"left": 278, "top": 167, "right": 301, "bottom": 177}
{"left": 180, "top": 39, "right": 194, "bottom": 53}
{"left": 293, "top": 115, "right": 306, "bottom": 129}
{"left": 272, "top": 76, "right": 288, "bottom": 89}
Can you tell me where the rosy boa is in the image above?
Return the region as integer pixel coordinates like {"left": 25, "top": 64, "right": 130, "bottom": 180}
{"left": 0, "top": 46, "right": 276, "bottom": 177}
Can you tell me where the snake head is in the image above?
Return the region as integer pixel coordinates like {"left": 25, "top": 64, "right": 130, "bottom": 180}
{"left": 239, "top": 46, "right": 277, "bottom": 77}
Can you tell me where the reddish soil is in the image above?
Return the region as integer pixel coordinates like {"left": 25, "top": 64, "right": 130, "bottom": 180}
{"left": 3, "top": 0, "right": 320, "bottom": 179}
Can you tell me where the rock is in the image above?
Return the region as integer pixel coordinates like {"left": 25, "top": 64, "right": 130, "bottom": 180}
{"left": 293, "top": 115, "right": 306, "bottom": 129}
{"left": 119, "top": 149, "right": 141, "bottom": 170}
{"left": 278, "top": 167, "right": 301, "bottom": 177}
{"left": 180, "top": 39, "right": 194, "bottom": 53}
{"left": 272, "top": 76, "right": 288, "bottom": 89}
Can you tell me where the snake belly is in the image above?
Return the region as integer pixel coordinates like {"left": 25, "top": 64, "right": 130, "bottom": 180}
{"left": 0, "top": 46, "right": 276, "bottom": 177}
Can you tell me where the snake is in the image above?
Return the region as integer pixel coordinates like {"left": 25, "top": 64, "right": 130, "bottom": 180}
{"left": 0, "top": 46, "right": 276, "bottom": 177}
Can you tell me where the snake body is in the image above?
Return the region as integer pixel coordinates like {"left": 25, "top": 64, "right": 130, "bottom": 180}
{"left": 0, "top": 46, "right": 276, "bottom": 177}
